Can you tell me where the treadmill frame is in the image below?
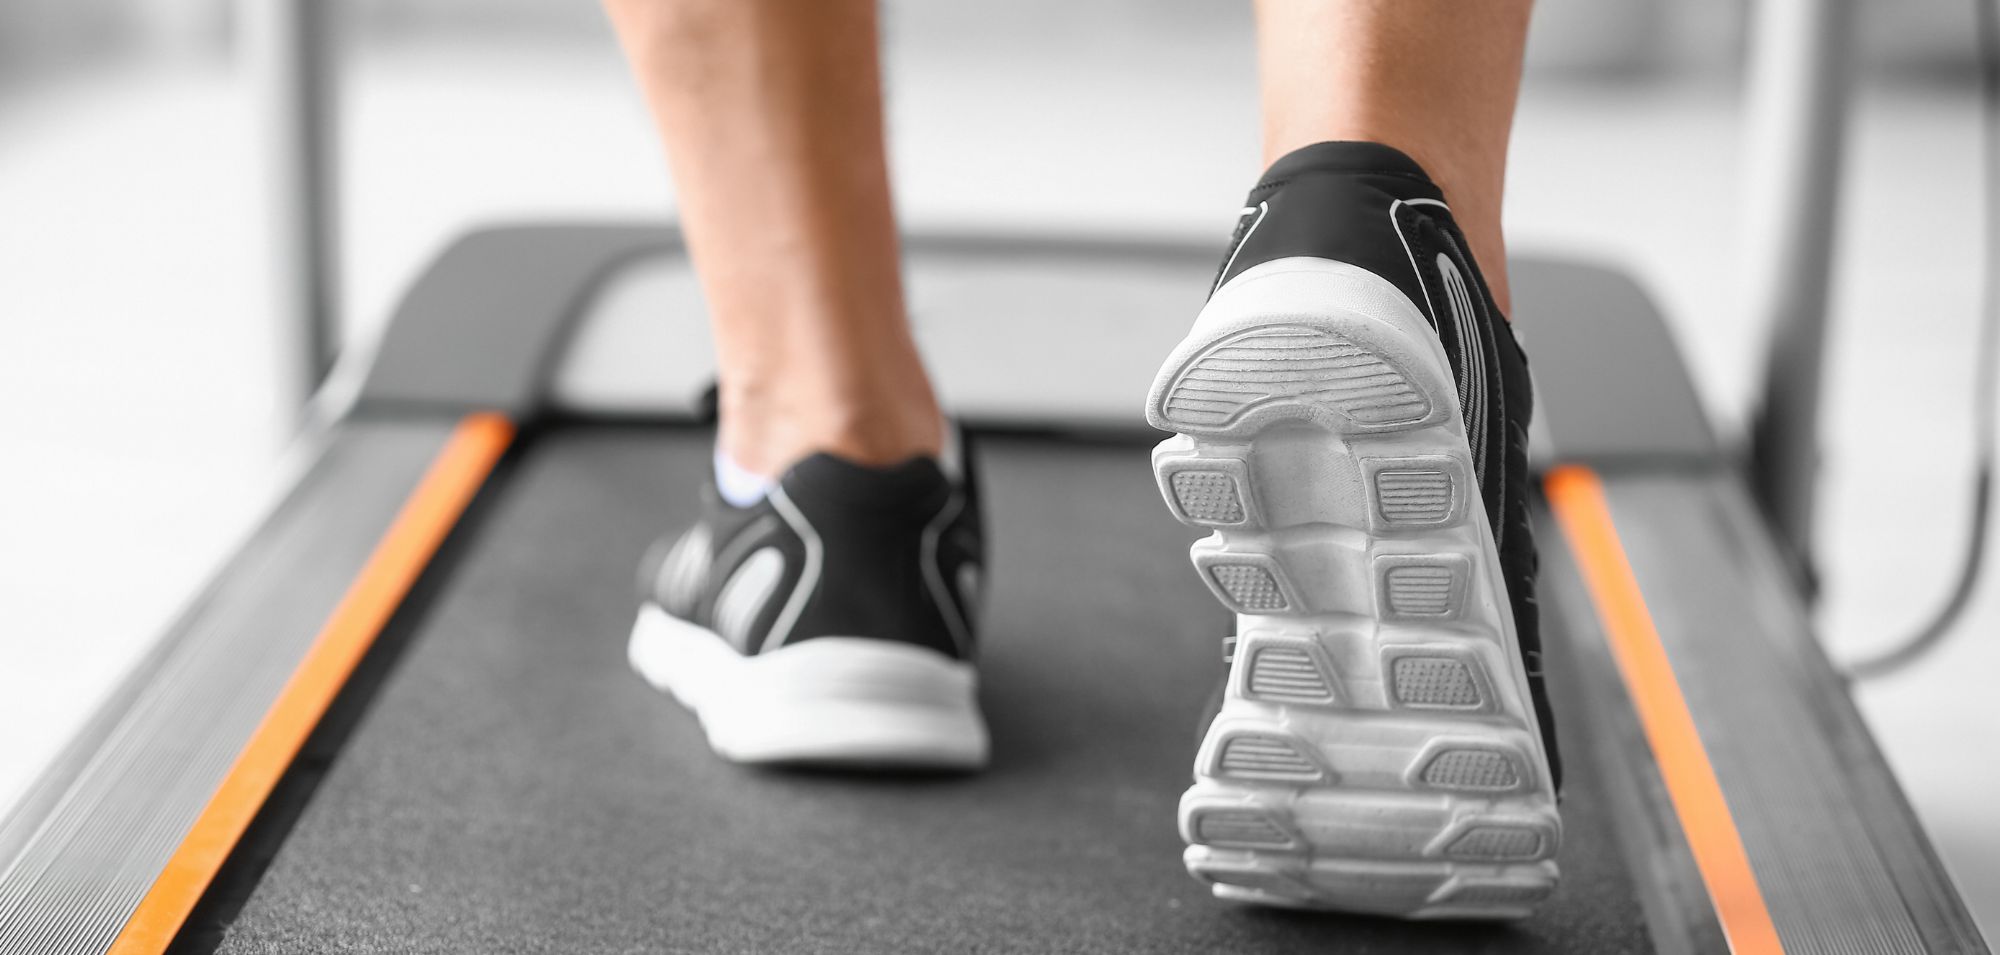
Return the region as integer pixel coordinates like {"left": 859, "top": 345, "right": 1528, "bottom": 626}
{"left": 0, "top": 227, "right": 1985, "bottom": 953}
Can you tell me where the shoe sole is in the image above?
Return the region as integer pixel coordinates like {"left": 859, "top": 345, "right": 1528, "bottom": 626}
{"left": 1146, "top": 257, "right": 1561, "bottom": 919}
{"left": 628, "top": 605, "right": 989, "bottom": 769}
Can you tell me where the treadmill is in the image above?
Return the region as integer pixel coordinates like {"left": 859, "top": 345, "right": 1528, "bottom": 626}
{"left": 1, "top": 3, "right": 1992, "bottom": 953}
{"left": 0, "top": 227, "right": 1986, "bottom": 954}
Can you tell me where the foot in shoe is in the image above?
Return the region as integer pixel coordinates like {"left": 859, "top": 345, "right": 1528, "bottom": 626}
{"left": 1148, "top": 141, "right": 1562, "bottom": 919}
{"left": 628, "top": 442, "right": 988, "bottom": 769}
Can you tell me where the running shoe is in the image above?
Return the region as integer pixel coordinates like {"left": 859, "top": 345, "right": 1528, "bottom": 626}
{"left": 628, "top": 443, "right": 987, "bottom": 769}
{"left": 1147, "top": 141, "right": 1561, "bottom": 918}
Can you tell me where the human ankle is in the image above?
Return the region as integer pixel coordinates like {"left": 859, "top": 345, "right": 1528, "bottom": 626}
{"left": 719, "top": 386, "right": 943, "bottom": 478}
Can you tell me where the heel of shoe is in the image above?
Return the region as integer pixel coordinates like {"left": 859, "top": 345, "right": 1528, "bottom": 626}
{"left": 1145, "top": 258, "right": 1460, "bottom": 441}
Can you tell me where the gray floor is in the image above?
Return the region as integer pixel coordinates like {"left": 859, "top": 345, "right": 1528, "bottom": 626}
{"left": 212, "top": 428, "right": 1649, "bottom": 954}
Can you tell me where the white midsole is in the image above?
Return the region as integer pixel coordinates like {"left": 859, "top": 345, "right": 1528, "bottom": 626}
{"left": 628, "top": 604, "right": 989, "bottom": 767}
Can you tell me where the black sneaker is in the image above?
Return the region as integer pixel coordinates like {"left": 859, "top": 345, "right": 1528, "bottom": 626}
{"left": 628, "top": 442, "right": 987, "bottom": 768}
{"left": 1146, "top": 141, "right": 1560, "bottom": 918}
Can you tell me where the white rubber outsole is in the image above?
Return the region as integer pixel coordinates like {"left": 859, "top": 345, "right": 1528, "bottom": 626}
{"left": 628, "top": 605, "right": 990, "bottom": 769}
{"left": 1147, "top": 257, "right": 1561, "bottom": 919}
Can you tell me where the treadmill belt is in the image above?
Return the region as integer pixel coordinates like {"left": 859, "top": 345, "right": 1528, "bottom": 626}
{"left": 212, "top": 426, "right": 1651, "bottom": 954}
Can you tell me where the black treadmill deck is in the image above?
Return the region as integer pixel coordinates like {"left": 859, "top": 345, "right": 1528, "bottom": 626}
{"left": 207, "top": 427, "right": 1648, "bottom": 954}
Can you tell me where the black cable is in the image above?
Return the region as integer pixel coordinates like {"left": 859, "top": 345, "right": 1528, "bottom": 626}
{"left": 1846, "top": 0, "right": 2000, "bottom": 679}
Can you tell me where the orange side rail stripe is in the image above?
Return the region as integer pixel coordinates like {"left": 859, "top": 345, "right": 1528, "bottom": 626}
{"left": 109, "top": 412, "right": 515, "bottom": 955}
{"left": 1544, "top": 466, "right": 1784, "bottom": 954}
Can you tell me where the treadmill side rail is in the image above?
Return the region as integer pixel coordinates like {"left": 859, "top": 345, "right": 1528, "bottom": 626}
{"left": 1537, "top": 517, "right": 1732, "bottom": 955}
{"left": 1540, "top": 468, "right": 1991, "bottom": 955}
{"left": 0, "top": 418, "right": 511, "bottom": 955}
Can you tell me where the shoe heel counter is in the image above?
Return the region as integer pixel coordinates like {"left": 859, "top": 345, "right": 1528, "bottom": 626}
{"left": 1219, "top": 172, "right": 1443, "bottom": 316}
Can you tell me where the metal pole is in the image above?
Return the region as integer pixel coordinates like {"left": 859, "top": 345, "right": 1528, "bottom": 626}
{"left": 241, "top": 0, "right": 341, "bottom": 409}
{"left": 1742, "top": 0, "right": 1856, "bottom": 595}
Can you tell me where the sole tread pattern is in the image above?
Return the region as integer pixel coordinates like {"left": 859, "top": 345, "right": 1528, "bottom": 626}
{"left": 1192, "top": 809, "right": 1296, "bottom": 849}
{"left": 1383, "top": 563, "right": 1458, "bottom": 616}
{"left": 1446, "top": 826, "right": 1546, "bottom": 861}
{"left": 1389, "top": 655, "right": 1484, "bottom": 709}
{"left": 1159, "top": 327, "right": 1429, "bottom": 430}
{"left": 1245, "top": 646, "right": 1336, "bottom": 704}
{"left": 1420, "top": 748, "right": 1522, "bottom": 792}
{"left": 1216, "top": 733, "right": 1326, "bottom": 782}
{"left": 1148, "top": 259, "right": 1559, "bottom": 920}
{"left": 1206, "top": 563, "right": 1290, "bottom": 613}
{"left": 1375, "top": 469, "right": 1454, "bottom": 524}
{"left": 1169, "top": 470, "right": 1247, "bottom": 523}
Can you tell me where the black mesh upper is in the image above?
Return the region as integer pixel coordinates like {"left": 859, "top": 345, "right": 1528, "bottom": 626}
{"left": 642, "top": 447, "right": 983, "bottom": 663}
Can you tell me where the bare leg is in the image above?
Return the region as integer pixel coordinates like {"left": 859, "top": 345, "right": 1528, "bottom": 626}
{"left": 603, "top": 0, "right": 939, "bottom": 476}
{"left": 1255, "top": 0, "right": 1533, "bottom": 313}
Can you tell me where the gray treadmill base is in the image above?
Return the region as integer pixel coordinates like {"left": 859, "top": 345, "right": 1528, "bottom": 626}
{"left": 354, "top": 224, "right": 1718, "bottom": 468}
{"left": 550, "top": 235, "right": 1216, "bottom": 432}
{"left": 14, "top": 222, "right": 1971, "bottom": 953}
